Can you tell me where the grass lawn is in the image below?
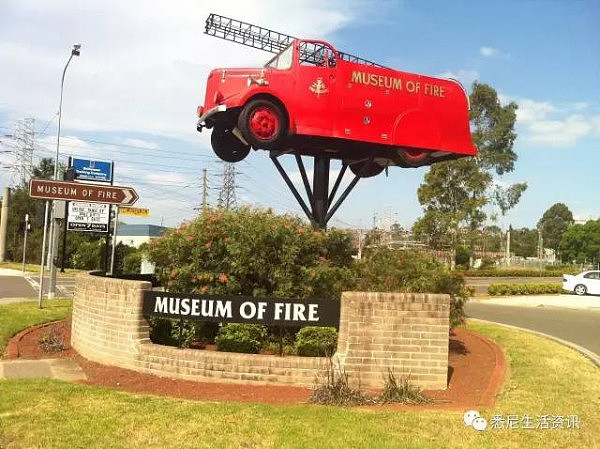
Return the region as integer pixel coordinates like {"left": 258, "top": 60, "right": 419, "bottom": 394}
{"left": 0, "top": 300, "right": 72, "bottom": 354}
{"left": 0, "top": 261, "right": 82, "bottom": 276}
{"left": 0, "top": 302, "right": 598, "bottom": 448}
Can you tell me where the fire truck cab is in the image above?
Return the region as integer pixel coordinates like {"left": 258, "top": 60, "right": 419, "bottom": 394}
{"left": 197, "top": 39, "right": 476, "bottom": 177}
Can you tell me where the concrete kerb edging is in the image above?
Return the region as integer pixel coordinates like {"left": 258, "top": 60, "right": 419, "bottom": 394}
{"left": 470, "top": 318, "right": 600, "bottom": 368}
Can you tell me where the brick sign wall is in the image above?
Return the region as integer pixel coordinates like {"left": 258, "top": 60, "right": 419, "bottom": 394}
{"left": 71, "top": 273, "right": 450, "bottom": 390}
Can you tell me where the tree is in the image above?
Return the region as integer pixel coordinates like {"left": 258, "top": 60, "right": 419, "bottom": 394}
{"left": 413, "top": 159, "right": 491, "bottom": 253}
{"left": 31, "top": 158, "right": 57, "bottom": 180}
{"left": 537, "top": 203, "right": 574, "bottom": 254}
{"left": 559, "top": 220, "right": 600, "bottom": 264}
{"left": 413, "top": 82, "right": 525, "bottom": 265}
{"left": 511, "top": 227, "right": 538, "bottom": 258}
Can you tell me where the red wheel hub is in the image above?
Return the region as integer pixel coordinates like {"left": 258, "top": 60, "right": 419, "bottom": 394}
{"left": 249, "top": 107, "right": 279, "bottom": 140}
{"left": 403, "top": 148, "right": 427, "bottom": 162}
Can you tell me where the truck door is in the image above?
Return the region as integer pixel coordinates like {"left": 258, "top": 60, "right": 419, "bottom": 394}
{"left": 293, "top": 41, "right": 338, "bottom": 137}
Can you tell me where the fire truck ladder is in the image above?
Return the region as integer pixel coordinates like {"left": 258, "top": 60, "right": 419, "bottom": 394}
{"left": 204, "top": 13, "right": 382, "bottom": 228}
{"left": 205, "top": 13, "right": 386, "bottom": 68}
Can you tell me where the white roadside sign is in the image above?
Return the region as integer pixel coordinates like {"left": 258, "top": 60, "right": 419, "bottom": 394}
{"left": 67, "top": 201, "right": 110, "bottom": 233}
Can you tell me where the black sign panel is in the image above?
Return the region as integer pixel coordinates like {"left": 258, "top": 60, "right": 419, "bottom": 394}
{"left": 143, "top": 292, "right": 340, "bottom": 327}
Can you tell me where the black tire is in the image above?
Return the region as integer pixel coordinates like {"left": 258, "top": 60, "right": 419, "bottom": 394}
{"left": 349, "top": 160, "right": 385, "bottom": 178}
{"left": 238, "top": 99, "right": 287, "bottom": 150}
{"left": 211, "top": 126, "right": 251, "bottom": 163}
{"left": 574, "top": 284, "right": 587, "bottom": 296}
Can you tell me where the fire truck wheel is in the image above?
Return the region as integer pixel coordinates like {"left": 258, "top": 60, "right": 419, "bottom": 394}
{"left": 211, "top": 126, "right": 251, "bottom": 163}
{"left": 238, "top": 99, "right": 286, "bottom": 149}
{"left": 396, "top": 148, "right": 430, "bottom": 167}
{"left": 349, "top": 160, "right": 385, "bottom": 178}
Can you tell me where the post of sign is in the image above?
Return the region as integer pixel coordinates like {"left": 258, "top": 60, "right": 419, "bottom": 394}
{"left": 104, "top": 173, "right": 114, "bottom": 274}
{"left": 38, "top": 202, "right": 50, "bottom": 308}
{"left": 109, "top": 207, "right": 119, "bottom": 276}
{"left": 22, "top": 214, "right": 30, "bottom": 273}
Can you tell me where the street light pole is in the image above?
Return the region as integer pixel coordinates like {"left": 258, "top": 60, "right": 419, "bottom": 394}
{"left": 48, "top": 44, "right": 81, "bottom": 299}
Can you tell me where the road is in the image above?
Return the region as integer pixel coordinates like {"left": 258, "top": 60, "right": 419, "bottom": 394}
{"left": 466, "top": 301, "right": 600, "bottom": 357}
{"left": 0, "top": 273, "right": 76, "bottom": 304}
{"left": 465, "top": 277, "right": 562, "bottom": 296}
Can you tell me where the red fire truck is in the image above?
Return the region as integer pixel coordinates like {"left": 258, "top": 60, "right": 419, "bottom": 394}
{"left": 197, "top": 39, "right": 476, "bottom": 177}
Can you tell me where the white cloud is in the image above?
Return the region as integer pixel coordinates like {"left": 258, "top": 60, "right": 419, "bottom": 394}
{"left": 527, "top": 114, "right": 592, "bottom": 147}
{"left": 503, "top": 96, "right": 600, "bottom": 148}
{"left": 479, "top": 46, "right": 510, "bottom": 58}
{"left": 515, "top": 98, "right": 558, "bottom": 125}
{"left": 437, "top": 70, "right": 479, "bottom": 87}
{"left": 0, "top": 0, "right": 366, "bottom": 142}
{"left": 592, "top": 116, "right": 600, "bottom": 136}
{"left": 121, "top": 138, "right": 158, "bottom": 150}
{"left": 479, "top": 46, "right": 498, "bottom": 57}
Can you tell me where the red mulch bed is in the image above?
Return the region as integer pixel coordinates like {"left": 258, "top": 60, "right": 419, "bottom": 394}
{"left": 5, "top": 319, "right": 505, "bottom": 408}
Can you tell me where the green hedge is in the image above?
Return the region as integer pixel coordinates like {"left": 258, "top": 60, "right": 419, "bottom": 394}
{"left": 462, "top": 269, "right": 572, "bottom": 277}
{"left": 215, "top": 324, "right": 266, "bottom": 354}
{"left": 295, "top": 327, "right": 338, "bottom": 357}
{"left": 488, "top": 283, "right": 563, "bottom": 296}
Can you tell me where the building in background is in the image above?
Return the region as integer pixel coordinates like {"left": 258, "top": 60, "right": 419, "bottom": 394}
{"left": 116, "top": 224, "right": 168, "bottom": 274}
{"left": 116, "top": 224, "right": 168, "bottom": 248}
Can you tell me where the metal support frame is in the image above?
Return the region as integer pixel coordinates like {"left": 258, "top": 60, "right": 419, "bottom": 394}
{"left": 270, "top": 153, "right": 360, "bottom": 229}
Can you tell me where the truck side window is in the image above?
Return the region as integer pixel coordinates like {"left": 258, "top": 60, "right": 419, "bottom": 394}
{"left": 299, "top": 42, "right": 336, "bottom": 68}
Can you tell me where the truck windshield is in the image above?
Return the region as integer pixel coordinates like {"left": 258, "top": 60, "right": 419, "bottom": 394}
{"left": 265, "top": 44, "right": 293, "bottom": 70}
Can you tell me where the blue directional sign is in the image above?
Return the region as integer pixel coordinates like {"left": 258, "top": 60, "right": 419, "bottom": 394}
{"left": 72, "top": 158, "right": 113, "bottom": 183}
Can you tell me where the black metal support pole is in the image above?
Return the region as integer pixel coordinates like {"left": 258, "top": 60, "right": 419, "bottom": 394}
{"left": 327, "top": 163, "right": 348, "bottom": 207}
{"left": 279, "top": 325, "right": 283, "bottom": 357}
{"left": 60, "top": 157, "right": 72, "bottom": 273}
{"left": 270, "top": 155, "right": 314, "bottom": 224}
{"left": 294, "top": 154, "right": 314, "bottom": 210}
{"left": 312, "top": 157, "right": 330, "bottom": 229}
{"left": 325, "top": 174, "right": 361, "bottom": 224}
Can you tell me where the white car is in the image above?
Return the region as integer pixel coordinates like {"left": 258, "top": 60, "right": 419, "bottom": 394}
{"left": 563, "top": 271, "right": 600, "bottom": 296}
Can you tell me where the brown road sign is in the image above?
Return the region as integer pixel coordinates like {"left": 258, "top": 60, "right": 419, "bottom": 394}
{"left": 29, "top": 179, "right": 139, "bottom": 206}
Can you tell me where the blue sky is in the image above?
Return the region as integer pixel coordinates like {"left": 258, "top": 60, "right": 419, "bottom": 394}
{"left": 1, "top": 0, "right": 598, "bottom": 230}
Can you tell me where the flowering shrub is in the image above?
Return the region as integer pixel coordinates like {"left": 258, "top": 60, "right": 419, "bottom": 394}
{"left": 147, "top": 207, "right": 355, "bottom": 300}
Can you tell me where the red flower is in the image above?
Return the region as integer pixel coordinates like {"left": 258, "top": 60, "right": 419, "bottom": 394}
{"left": 218, "top": 273, "right": 229, "bottom": 283}
{"left": 201, "top": 286, "right": 209, "bottom": 294}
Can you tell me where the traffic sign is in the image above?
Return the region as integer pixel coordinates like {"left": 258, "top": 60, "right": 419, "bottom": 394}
{"left": 119, "top": 206, "right": 150, "bottom": 217}
{"left": 29, "top": 179, "right": 138, "bottom": 205}
{"left": 72, "top": 158, "right": 113, "bottom": 183}
{"left": 68, "top": 202, "right": 110, "bottom": 232}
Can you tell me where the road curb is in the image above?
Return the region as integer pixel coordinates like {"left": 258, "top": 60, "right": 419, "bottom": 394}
{"left": 469, "top": 318, "right": 600, "bottom": 368}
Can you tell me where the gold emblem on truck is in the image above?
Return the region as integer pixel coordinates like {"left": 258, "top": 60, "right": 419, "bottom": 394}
{"left": 309, "top": 78, "right": 329, "bottom": 97}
